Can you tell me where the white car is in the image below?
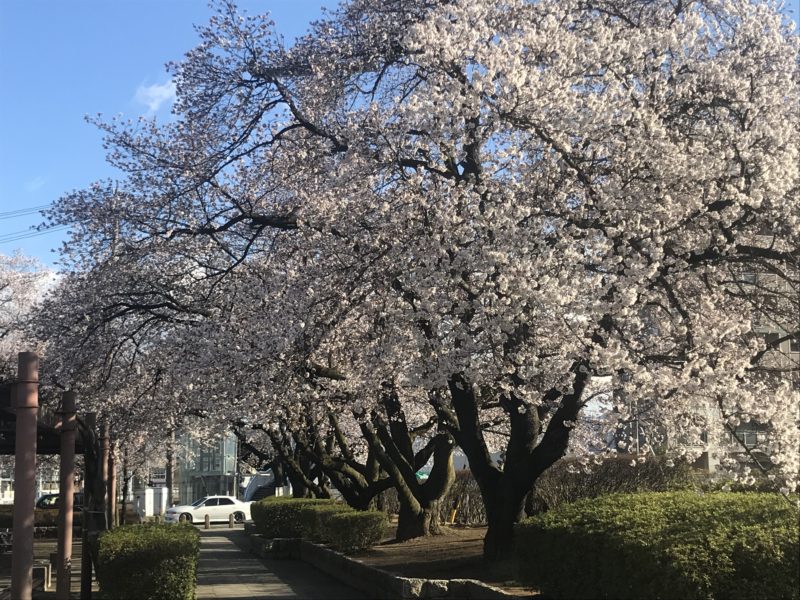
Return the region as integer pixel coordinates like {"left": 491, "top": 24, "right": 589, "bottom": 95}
{"left": 164, "top": 495, "right": 252, "bottom": 524}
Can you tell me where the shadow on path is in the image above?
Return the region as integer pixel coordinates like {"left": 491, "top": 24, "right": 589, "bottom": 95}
{"left": 196, "top": 528, "right": 365, "bottom": 600}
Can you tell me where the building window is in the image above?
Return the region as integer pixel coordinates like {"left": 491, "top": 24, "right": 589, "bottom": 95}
{"left": 741, "top": 273, "right": 757, "bottom": 285}
{"left": 790, "top": 337, "right": 799, "bottom": 353}
{"left": 761, "top": 296, "right": 777, "bottom": 311}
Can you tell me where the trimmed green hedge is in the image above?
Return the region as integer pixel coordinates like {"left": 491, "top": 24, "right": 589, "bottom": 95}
{"left": 97, "top": 523, "right": 200, "bottom": 600}
{"left": 515, "top": 492, "right": 800, "bottom": 600}
{"left": 251, "top": 497, "right": 336, "bottom": 538}
{"left": 297, "top": 503, "right": 354, "bottom": 542}
{"left": 325, "top": 510, "right": 387, "bottom": 553}
{"left": 251, "top": 497, "right": 386, "bottom": 552}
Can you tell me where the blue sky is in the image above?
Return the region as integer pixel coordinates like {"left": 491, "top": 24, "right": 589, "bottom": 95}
{"left": 1, "top": 0, "right": 798, "bottom": 267}
{"left": 0, "top": 0, "right": 335, "bottom": 265}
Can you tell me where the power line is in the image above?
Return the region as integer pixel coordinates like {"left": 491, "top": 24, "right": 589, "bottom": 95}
{"left": 0, "top": 225, "right": 69, "bottom": 245}
{"left": 0, "top": 204, "right": 53, "bottom": 219}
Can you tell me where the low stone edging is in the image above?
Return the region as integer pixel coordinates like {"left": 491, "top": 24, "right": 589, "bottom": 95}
{"left": 244, "top": 526, "right": 516, "bottom": 600}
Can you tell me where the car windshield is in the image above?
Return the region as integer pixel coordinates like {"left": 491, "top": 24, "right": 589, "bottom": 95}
{"left": 190, "top": 498, "right": 207, "bottom": 507}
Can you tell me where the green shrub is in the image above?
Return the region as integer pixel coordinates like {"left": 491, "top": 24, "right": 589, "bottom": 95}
{"left": 515, "top": 492, "right": 799, "bottom": 600}
{"left": 97, "top": 523, "right": 200, "bottom": 600}
{"left": 325, "top": 510, "right": 387, "bottom": 553}
{"left": 527, "top": 455, "right": 696, "bottom": 515}
{"left": 297, "top": 503, "right": 353, "bottom": 542}
{"left": 250, "top": 498, "right": 383, "bottom": 552}
{"left": 250, "top": 497, "right": 336, "bottom": 538}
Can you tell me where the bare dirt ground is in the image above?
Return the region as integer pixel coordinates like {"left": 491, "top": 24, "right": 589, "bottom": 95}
{"left": 350, "top": 525, "right": 542, "bottom": 598}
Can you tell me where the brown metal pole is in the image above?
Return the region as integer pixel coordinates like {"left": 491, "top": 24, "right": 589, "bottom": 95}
{"left": 165, "top": 431, "right": 174, "bottom": 507}
{"left": 100, "top": 420, "right": 109, "bottom": 530}
{"left": 11, "top": 352, "right": 39, "bottom": 600}
{"left": 80, "top": 412, "right": 96, "bottom": 600}
{"left": 121, "top": 451, "right": 129, "bottom": 526}
{"left": 107, "top": 442, "right": 116, "bottom": 528}
{"left": 56, "top": 391, "right": 76, "bottom": 599}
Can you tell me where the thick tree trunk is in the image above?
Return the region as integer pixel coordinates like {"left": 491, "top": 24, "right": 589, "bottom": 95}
{"left": 482, "top": 485, "right": 527, "bottom": 562}
{"left": 396, "top": 501, "right": 441, "bottom": 541}
{"left": 287, "top": 469, "right": 310, "bottom": 498}
{"left": 271, "top": 460, "right": 287, "bottom": 486}
{"left": 443, "top": 367, "right": 590, "bottom": 562}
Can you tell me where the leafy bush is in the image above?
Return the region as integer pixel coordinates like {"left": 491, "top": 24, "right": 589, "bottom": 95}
{"left": 250, "top": 497, "right": 336, "bottom": 538}
{"left": 250, "top": 498, "right": 383, "bottom": 552}
{"left": 297, "top": 502, "right": 353, "bottom": 542}
{"left": 325, "top": 510, "right": 387, "bottom": 553}
{"left": 527, "top": 455, "right": 696, "bottom": 514}
{"left": 97, "top": 523, "right": 200, "bottom": 600}
{"left": 515, "top": 492, "right": 799, "bottom": 600}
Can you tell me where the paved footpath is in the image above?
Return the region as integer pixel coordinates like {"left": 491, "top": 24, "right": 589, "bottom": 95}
{"left": 196, "top": 528, "right": 366, "bottom": 600}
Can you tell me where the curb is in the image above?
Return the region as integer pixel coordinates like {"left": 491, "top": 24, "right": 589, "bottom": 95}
{"left": 245, "top": 528, "right": 519, "bottom": 600}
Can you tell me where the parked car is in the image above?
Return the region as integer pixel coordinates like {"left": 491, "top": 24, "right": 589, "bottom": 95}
{"left": 164, "top": 495, "right": 252, "bottom": 524}
{"left": 35, "top": 492, "right": 84, "bottom": 510}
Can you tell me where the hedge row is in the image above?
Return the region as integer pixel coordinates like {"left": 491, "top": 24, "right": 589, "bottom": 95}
{"left": 252, "top": 497, "right": 387, "bottom": 552}
{"left": 97, "top": 523, "right": 200, "bottom": 600}
{"left": 515, "top": 492, "right": 799, "bottom": 600}
{"left": 251, "top": 497, "right": 336, "bottom": 538}
{"left": 324, "top": 510, "right": 388, "bottom": 553}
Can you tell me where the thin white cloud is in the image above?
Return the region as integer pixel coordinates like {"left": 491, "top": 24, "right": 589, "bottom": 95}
{"left": 25, "top": 176, "right": 46, "bottom": 192}
{"left": 134, "top": 80, "right": 176, "bottom": 113}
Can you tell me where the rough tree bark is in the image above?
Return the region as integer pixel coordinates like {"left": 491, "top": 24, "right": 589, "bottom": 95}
{"left": 299, "top": 412, "right": 394, "bottom": 510}
{"left": 360, "top": 384, "right": 456, "bottom": 540}
{"left": 265, "top": 424, "right": 330, "bottom": 498}
{"left": 442, "top": 364, "right": 590, "bottom": 561}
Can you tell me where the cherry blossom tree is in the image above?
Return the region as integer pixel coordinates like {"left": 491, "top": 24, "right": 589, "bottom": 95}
{"left": 0, "top": 252, "right": 53, "bottom": 378}
{"left": 41, "top": 0, "right": 799, "bottom": 559}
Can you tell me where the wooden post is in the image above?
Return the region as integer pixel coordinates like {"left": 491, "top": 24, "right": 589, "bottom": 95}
{"left": 229, "top": 513, "right": 235, "bottom": 528}
{"left": 204, "top": 514, "right": 210, "bottom": 529}
{"left": 56, "top": 391, "right": 76, "bottom": 599}
{"left": 11, "top": 353, "right": 39, "bottom": 600}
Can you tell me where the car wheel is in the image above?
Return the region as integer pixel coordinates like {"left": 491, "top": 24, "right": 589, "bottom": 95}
{"left": 233, "top": 511, "right": 245, "bottom": 524}
{"left": 179, "top": 513, "right": 193, "bottom": 523}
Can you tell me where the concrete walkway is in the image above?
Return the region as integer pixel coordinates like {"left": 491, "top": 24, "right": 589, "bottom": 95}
{"left": 196, "top": 528, "right": 366, "bottom": 600}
